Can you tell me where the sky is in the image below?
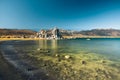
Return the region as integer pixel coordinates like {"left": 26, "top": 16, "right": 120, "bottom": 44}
{"left": 0, "top": 0, "right": 120, "bottom": 31}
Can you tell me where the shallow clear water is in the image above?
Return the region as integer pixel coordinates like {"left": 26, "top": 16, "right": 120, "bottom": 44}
{"left": 32, "top": 38, "right": 120, "bottom": 60}
{"left": 2, "top": 38, "right": 120, "bottom": 80}
{"left": 12, "top": 38, "right": 120, "bottom": 61}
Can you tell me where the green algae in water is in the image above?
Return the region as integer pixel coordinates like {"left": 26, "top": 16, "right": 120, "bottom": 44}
{"left": 26, "top": 51, "right": 120, "bottom": 80}
{"left": 13, "top": 39, "right": 120, "bottom": 80}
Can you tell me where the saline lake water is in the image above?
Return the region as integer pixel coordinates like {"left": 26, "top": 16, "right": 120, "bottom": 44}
{"left": 2, "top": 38, "right": 120, "bottom": 80}
{"left": 35, "top": 38, "right": 120, "bottom": 59}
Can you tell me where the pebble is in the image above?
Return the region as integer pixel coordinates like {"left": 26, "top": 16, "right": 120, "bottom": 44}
{"left": 64, "top": 55, "right": 70, "bottom": 59}
{"left": 37, "top": 48, "right": 40, "bottom": 51}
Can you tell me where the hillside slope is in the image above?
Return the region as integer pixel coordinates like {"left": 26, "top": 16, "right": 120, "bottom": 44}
{"left": 0, "top": 29, "right": 36, "bottom": 38}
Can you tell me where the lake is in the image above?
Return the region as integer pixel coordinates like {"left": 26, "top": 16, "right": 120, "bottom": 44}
{"left": 3, "top": 38, "right": 120, "bottom": 80}
{"left": 33, "top": 38, "right": 120, "bottom": 60}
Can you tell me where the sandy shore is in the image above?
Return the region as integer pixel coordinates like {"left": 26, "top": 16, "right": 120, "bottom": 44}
{"left": 0, "top": 37, "right": 120, "bottom": 41}
{"left": 0, "top": 38, "right": 41, "bottom": 41}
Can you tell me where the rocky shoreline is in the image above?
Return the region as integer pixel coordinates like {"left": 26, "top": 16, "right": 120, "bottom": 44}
{"left": 0, "top": 47, "right": 24, "bottom": 80}
{"left": 0, "top": 41, "right": 55, "bottom": 80}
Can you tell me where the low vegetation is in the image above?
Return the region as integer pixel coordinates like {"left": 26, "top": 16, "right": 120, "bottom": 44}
{"left": 0, "top": 29, "right": 36, "bottom": 38}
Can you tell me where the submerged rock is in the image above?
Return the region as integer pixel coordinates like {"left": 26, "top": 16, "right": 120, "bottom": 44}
{"left": 81, "top": 60, "right": 86, "bottom": 64}
{"left": 64, "top": 55, "right": 70, "bottom": 59}
{"left": 37, "top": 48, "right": 40, "bottom": 51}
{"left": 55, "top": 54, "right": 59, "bottom": 57}
{"left": 101, "top": 60, "right": 106, "bottom": 63}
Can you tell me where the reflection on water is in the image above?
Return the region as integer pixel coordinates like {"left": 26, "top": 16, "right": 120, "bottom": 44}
{"left": 51, "top": 40, "right": 58, "bottom": 53}
{"left": 38, "top": 40, "right": 48, "bottom": 49}
{"left": 36, "top": 38, "right": 120, "bottom": 61}
{"left": 38, "top": 40, "right": 58, "bottom": 54}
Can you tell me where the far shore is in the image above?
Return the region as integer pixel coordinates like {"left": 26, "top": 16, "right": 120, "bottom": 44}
{"left": 0, "top": 38, "right": 43, "bottom": 41}
{"left": 63, "top": 36, "right": 120, "bottom": 39}
{"left": 0, "top": 36, "right": 120, "bottom": 41}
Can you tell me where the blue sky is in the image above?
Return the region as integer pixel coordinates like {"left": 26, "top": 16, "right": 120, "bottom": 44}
{"left": 0, "top": 0, "right": 120, "bottom": 31}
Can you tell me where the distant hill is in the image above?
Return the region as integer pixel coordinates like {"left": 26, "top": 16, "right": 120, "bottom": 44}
{"left": 1, "top": 28, "right": 120, "bottom": 38}
{"left": 60, "top": 29, "right": 120, "bottom": 36}
{"left": 0, "top": 29, "right": 36, "bottom": 38}
{"left": 79, "top": 29, "right": 120, "bottom": 36}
